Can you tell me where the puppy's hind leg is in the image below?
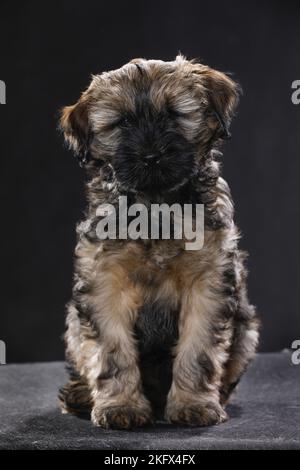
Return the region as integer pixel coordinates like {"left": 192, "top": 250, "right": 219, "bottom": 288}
{"left": 220, "top": 252, "right": 260, "bottom": 405}
{"left": 220, "top": 306, "right": 259, "bottom": 405}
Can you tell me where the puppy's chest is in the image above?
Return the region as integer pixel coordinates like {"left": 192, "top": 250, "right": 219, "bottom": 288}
{"left": 121, "top": 233, "right": 219, "bottom": 286}
{"left": 122, "top": 240, "right": 186, "bottom": 288}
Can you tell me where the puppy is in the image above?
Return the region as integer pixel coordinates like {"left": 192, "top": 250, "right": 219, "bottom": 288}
{"left": 59, "top": 56, "right": 259, "bottom": 429}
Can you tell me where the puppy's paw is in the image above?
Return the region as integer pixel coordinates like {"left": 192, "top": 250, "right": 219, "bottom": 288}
{"left": 91, "top": 404, "right": 153, "bottom": 430}
{"left": 166, "top": 401, "right": 227, "bottom": 427}
{"left": 59, "top": 380, "right": 92, "bottom": 416}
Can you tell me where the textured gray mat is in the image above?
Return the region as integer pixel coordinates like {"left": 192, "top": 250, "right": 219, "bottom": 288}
{"left": 0, "top": 353, "right": 299, "bottom": 450}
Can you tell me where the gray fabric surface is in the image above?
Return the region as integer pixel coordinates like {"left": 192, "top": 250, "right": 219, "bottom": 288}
{"left": 0, "top": 352, "right": 299, "bottom": 450}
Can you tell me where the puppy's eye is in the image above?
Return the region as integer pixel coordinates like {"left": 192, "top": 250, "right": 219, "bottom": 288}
{"left": 120, "top": 116, "right": 130, "bottom": 127}
{"left": 105, "top": 117, "right": 128, "bottom": 131}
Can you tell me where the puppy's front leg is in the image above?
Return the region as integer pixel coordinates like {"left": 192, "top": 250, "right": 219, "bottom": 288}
{"left": 166, "top": 283, "right": 230, "bottom": 426}
{"left": 84, "top": 269, "right": 152, "bottom": 429}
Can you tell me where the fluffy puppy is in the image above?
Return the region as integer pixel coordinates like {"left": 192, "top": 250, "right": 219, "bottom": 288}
{"left": 59, "top": 56, "right": 259, "bottom": 429}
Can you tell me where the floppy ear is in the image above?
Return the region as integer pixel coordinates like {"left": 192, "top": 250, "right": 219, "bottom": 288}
{"left": 60, "top": 96, "right": 92, "bottom": 166}
{"left": 200, "top": 68, "right": 241, "bottom": 141}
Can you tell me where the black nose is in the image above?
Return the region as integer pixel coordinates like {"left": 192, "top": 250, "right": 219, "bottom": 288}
{"left": 143, "top": 153, "right": 160, "bottom": 165}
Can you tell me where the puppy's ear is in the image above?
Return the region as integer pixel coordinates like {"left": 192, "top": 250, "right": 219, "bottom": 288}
{"left": 199, "top": 68, "right": 241, "bottom": 141}
{"left": 60, "top": 96, "right": 92, "bottom": 166}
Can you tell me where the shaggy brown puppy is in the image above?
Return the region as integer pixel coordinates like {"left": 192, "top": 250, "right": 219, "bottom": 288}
{"left": 59, "top": 56, "right": 259, "bottom": 429}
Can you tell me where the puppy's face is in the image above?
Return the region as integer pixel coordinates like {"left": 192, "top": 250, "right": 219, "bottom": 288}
{"left": 61, "top": 56, "right": 239, "bottom": 193}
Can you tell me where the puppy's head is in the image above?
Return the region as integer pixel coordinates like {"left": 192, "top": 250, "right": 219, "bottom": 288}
{"left": 60, "top": 56, "right": 240, "bottom": 193}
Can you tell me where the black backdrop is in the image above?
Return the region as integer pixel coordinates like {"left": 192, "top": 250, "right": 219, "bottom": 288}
{"left": 0, "top": 0, "right": 299, "bottom": 362}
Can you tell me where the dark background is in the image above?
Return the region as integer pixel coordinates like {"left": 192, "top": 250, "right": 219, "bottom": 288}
{"left": 0, "top": 0, "right": 299, "bottom": 362}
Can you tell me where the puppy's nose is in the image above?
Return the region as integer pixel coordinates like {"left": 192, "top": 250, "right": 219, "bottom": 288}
{"left": 143, "top": 153, "right": 160, "bottom": 165}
